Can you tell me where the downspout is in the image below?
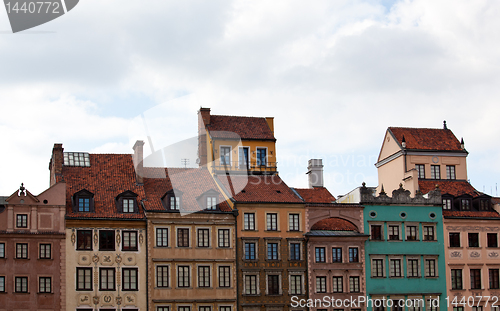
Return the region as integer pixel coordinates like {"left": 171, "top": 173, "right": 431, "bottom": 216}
{"left": 233, "top": 207, "right": 240, "bottom": 311}
{"left": 143, "top": 201, "right": 149, "bottom": 311}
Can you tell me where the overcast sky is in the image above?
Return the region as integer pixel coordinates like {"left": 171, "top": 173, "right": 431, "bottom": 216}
{"left": 1, "top": 0, "right": 499, "bottom": 198}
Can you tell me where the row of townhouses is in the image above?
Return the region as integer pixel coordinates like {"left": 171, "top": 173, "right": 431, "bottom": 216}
{"left": 0, "top": 109, "right": 498, "bottom": 311}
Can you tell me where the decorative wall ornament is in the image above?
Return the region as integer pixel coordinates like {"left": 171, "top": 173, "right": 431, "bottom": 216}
{"left": 489, "top": 252, "right": 499, "bottom": 258}
{"left": 93, "top": 296, "right": 99, "bottom": 305}
{"left": 78, "top": 254, "right": 92, "bottom": 266}
{"left": 116, "top": 296, "right": 122, "bottom": 305}
{"left": 116, "top": 230, "right": 121, "bottom": 246}
{"left": 450, "top": 251, "right": 462, "bottom": 258}
{"left": 115, "top": 254, "right": 123, "bottom": 264}
{"left": 470, "top": 251, "right": 481, "bottom": 258}
{"left": 139, "top": 233, "right": 144, "bottom": 245}
{"left": 101, "top": 253, "right": 113, "bottom": 266}
{"left": 94, "top": 230, "right": 98, "bottom": 246}
{"left": 101, "top": 294, "right": 113, "bottom": 306}
{"left": 78, "top": 294, "right": 91, "bottom": 306}
{"left": 92, "top": 254, "right": 99, "bottom": 263}
{"left": 124, "top": 294, "right": 136, "bottom": 306}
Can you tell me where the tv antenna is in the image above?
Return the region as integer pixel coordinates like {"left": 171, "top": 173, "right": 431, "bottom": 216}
{"left": 181, "top": 159, "right": 190, "bottom": 168}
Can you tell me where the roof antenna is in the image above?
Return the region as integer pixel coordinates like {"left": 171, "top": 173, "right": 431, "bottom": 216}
{"left": 443, "top": 120, "right": 448, "bottom": 129}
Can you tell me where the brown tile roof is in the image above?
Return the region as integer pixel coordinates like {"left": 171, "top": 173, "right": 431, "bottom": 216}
{"left": 62, "top": 154, "right": 146, "bottom": 219}
{"left": 419, "top": 180, "right": 482, "bottom": 197}
{"left": 142, "top": 167, "right": 231, "bottom": 212}
{"left": 294, "top": 187, "right": 336, "bottom": 203}
{"left": 216, "top": 175, "right": 303, "bottom": 203}
{"left": 389, "top": 127, "right": 463, "bottom": 151}
{"left": 443, "top": 210, "right": 500, "bottom": 218}
{"left": 207, "top": 115, "right": 275, "bottom": 140}
{"left": 310, "top": 217, "right": 358, "bottom": 231}
{"left": 493, "top": 197, "right": 500, "bottom": 205}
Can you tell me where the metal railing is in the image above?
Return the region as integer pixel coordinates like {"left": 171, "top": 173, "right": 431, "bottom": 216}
{"left": 211, "top": 161, "right": 277, "bottom": 172}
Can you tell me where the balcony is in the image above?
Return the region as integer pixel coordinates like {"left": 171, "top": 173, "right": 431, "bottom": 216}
{"left": 211, "top": 161, "right": 277, "bottom": 175}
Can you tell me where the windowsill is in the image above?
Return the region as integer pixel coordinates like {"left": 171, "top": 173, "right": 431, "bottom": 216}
{"left": 216, "top": 247, "right": 231, "bottom": 249}
{"left": 195, "top": 246, "right": 211, "bottom": 249}
{"left": 14, "top": 292, "right": 30, "bottom": 294}
{"left": 423, "top": 240, "right": 437, "bottom": 242}
{"left": 15, "top": 258, "right": 29, "bottom": 260}
{"left": 332, "top": 261, "right": 342, "bottom": 264}
{"left": 176, "top": 287, "right": 192, "bottom": 290}
{"left": 243, "top": 294, "right": 260, "bottom": 296}
{"left": 287, "top": 231, "right": 303, "bottom": 233}
{"left": 449, "top": 246, "right": 462, "bottom": 248}
{"left": 486, "top": 247, "right": 499, "bottom": 249}
{"left": 76, "top": 249, "right": 93, "bottom": 251}
{"left": 288, "top": 259, "right": 303, "bottom": 262}
{"left": 243, "top": 229, "right": 258, "bottom": 232}
{"left": 176, "top": 246, "right": 191, "bottom": 248}
{"left": 38, "top": 258, "right": 53, "bottom": 260}
{"left": 267, "top": 294, "right": 283, "bottom": 296}
{"left": 450, "top": 288, "right": 464, "bottom": 291}
{"left": 155, "top": 287, "right": 171, "bottom": 289}
{"left": 389, "top": 276, "right": 404, "bottom": 279}
{"left": 122, "top": 289, "right": 139, "bottom": 291}
{"left": 470, "top": 288, "right": 483, "bottom": 291}
{"left": 197, "top": 287, "right": 213, "bottom": 289}
{"left": 370, "top": 239, "right": 384, "bottom": 242}
{"left": 121, "top": 249, "right": 139, "bottom": 252}
{"left": 37, "top": 291, "right": 53, "bottom": 294}
{"left": 388, "top": 239, "right": 402, "bottom": 242}
{"left": 243, "top": 259, "right": 258, "bottom": 262}
{"left": 216, "top": 287, "right": 232, "bottom": 289}
{"left": 76, "top": 289, "right": 93, "bottom": 291}
{"left": 407, "top": 276, "right": 421, "bottom": 278}
{"left": 425, "top": 276, "right": 439, "bottom": 279}
{"left": 264, "top": 230, "right": 281, "bottom": 233}
{"left": 99, "top": 289, "right": 117, "bottom": 292}
{"left": 154, "top": 246, "right": 171, "bottom": 249}
{"left": 467, "top": 246, "right": 481, "bottom": 249}
{"left": 99, "top": 250, "right": 116, "bottom": 252}
{"left": 405, "top": 240, "right": 420, "bottom": 242}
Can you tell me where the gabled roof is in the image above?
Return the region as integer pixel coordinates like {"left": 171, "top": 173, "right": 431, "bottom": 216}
{"left": 418, "top": 180, "right": 482, "bottom": 197}
{"left": 216, "top": 175, "right": 302, "bottom": 204}
{"left": 389, "top": 127, "right": 463, "bottom": 151}
{"left": 443, "top": 210, "right": 500, "bottom": 219}
{"left": 142, "top": 167, "right": 231, "bottom": 212}
{"left": 293, "top": 187, "right": 335, "bottom": 203}
{"left": 62, "top": 154, "right": 146, "bottom": 219}
{"left": 310, "top": 217, "right": 358, "bottom": 231}
{"left": 207, "top": 115, "right": 275, "bottom": 140}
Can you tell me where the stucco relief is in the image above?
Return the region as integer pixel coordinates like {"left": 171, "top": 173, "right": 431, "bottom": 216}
{"left": 450, "top": 251, "right": 462, "bottom": 258}
{"left": 469, "top": 251, "right": 481, "bottom": 259}
{"left": 101, "top": 294, "right": 114, "bottom": 306}
{"left": 101, "top": 253, "right": 114, "bottom": 265}
{"left": 488, "top": 251, "right": 499, "bottom": 258}
{"left": 124, "top": 294, "right": 136, "bottom": 306}
{"left": 77, "top": 294, "right": 92, "bottom": 306}
{"left": 446, "top": 226, "right": 500, "bottom": 232}
{"left": 78, "top": 254, "right": 92, "bottom": 265}
{"left": 123, "top": 254, "right": 136, "bottom": 266}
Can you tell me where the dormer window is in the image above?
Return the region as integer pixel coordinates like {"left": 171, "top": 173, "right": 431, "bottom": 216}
{"left": 197, "top": 190, "right": 220, "bottom": 211}
{"left": 207, "top": 197, "right": 217, "bottom": 210}
{"left": 73, "top": 189, "right": 94, "bottom": 213}
{"left": 479, "top": 199, "right": 490, "bottom": 211}
{"left": 163, "top": 190, "right": 182, "bottom": 211}
{"left": 170, "top": 196, "right": 180, "bottom": 210}
{"left": 115, "top": 191, "right": 139, "bottom": 214}
{"left": 461, "top": 199, "right": 471, "bottom": 210}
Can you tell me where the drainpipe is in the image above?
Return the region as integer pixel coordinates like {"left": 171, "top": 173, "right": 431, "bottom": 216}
{"left": 233, "top": 207, "right": 239, "bottom": 311}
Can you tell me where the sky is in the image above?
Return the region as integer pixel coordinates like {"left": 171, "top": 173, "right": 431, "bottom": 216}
{"left": 0, "top": 0, "right": 499, "bottom": 198}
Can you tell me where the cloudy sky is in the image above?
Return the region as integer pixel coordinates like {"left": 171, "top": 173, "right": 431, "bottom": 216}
{"left": 0, "top": 0, "right": 499, "bottom": 198}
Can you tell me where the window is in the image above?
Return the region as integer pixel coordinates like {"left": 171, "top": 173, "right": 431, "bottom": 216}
{"left": 206, "top": 197, "right": 217, "bottom": 210}
{"left": 372, "top": 259, "right": 384, "bottom": 277}
{"left": 348, "top": 247, "right": 359, "bottom": 262}
{"left": 471, "top": 269, "right": 482, "bottom": 289}
{"left": 178, "top": 266, "right": 190, "bottom": 287}
{"left": 15, "top": 276, "right": 28, "bottom": 293}
{"left": 472, "top": 307, "right": 483, "bottom": 311}
{"left": 371, "top": 225, "right": 382, "bottom": 240}
{"left": 488, "top": 233, "right": 498, "bottom": 248}
{"left": 349, "top": 276, "right": 360, "bottom": 293}
{"left": 122, "top": 231, "right": 138, "bottom": 251}
{"left": 332, "top": 276, "right": 343, "bottom": 293}
{"left": 122, "top": 198, "right": 135, "bottom": 213}
{"left": 289, "top": 214, "right": 300, "bottom": 231}
{"left": 461, "top": 199, "right": 471, "bottom": 210}
{"left": 219, "top": 266, "right": 230, "bottom": 287}
{"left": 290, "top": 275, "right": 302, "bottom": 294}
{"left": 156, "top": 266, "right": 169, "bottom": 288}
{"left": 389, "top": 259, "right": 402, "bottom": 277}
{"left": 244, "top": 275, "right": 257, "bottom": 294}
{"left": 177, "top": 228, "right": 189, "bottom": 247}
{"left": 430, "top": 165, "right": 440, "bottom": 179}
{"left": 99, "top": 268, "right": 116, "bottom": 291}
{"left": 179, "top": 307, "right": 191, "bottom": 311}
{"left": 469, "top": 233, "right": 479, "bottom": 247}
{"left": 316, "top": 276, "right": 326, "bottom": 293}
{"left": 443, "top": 198, "right": 452, "bottom": 210}
{"left": 200, "top": 307, "right": 212, "bottom": 311}
{"left": 243, "top": 213, "right": 255, "bottom": 230}
{"left": 218, "top": 229, "right": 230, "bottom": 248}
{"left": 0, "top": 243, "right": 4, "bottom": 258}
{"left": 198, "top": 266, "right": 210, "bottom": 287}
{"left": 256, "top": 148, "right": 267, "bottom": 166}
{"left": 267, "top": 242, "right": 278, "bottom": 260}
{"left": 244, "top": 242, "right": 256, "bottom": 260}
{"left": 170, "top": 196, "right": 180, "bottom": 210}
{"left": 39, "top": 277, "right": 51, "bottom": 293}
{"left": 76, "top": 267, "right": 92, "bottom": 290}
{"left": 315, "top": 247, "right": 326, "bottom": 263}
{"left": 156, "top": 228, "right": 169, "bottom": 247}
{"left": 490, "top": 269, "right": 499, "bottom": 289}
{"left": 40, "top": 244, "right": 51, "bottom": 259}
{"left": 267, "top": 213, "right": 278, "bottom": 231}
{"left": 16, "top": 214, "right": 27, "bottom": 228}
{"left": 451, "top": 269, "right": 462, "bottom": 289}
{"left": 446, "top": 165, "right": 456, "bottom": 180}
{"left": 0, "top": 276, "right": 4, "bottom": 292}
{"left": 123, "top": 268, "right": 138, "bottom": 291}
{"left": 406, "top": 225, "right": 418, "bottom": 241}
{"left": 424, "top": 226, "right": 435, "bottom": 241}
{"left": 290, "top": 243, "right": 300, "bottom": 260}
{"left": 219, "top": 307, "right": 231, "bottom": 311}
{"left": 99, "top": 230, "right": 115, "bottom": 251}
{"left": 480, "top": 199, "right": 490, "bottom": 211}
{"left": 197, "top": 229, "right": 209, "bottom": 248}
{"left": 267, "top": 275, "right": 280, "bottom": 295}
{"left": 220, "top": 146, "right": 231, "bottom": 166}
{"left": 16, "top": 243, "right": 28, "bottom": 259}
{"left": 388, "top": 225, "right": 400, "bottom": 240}
{"left": 407, "top": 258, "right": 419, "bottom": 277}
{"left": 450, "top": 232, "right": 461, "bottom": 247}
{"left": 64, "top": 152, "right": 90, "bottom": 166}
{"left": 332, "top": 247, "right": 342, "bottom": 263}
{"left": 78, "top": 197, "right": 91, "bottom": 212}
{"left": 239, "top": 147, "right": 249, "bottom": 168}
{"left": 453, "top": 308, "right": 464, "bottom": 311}
{"left": 77, "top": 230, "right": 92, "bottom": 250}
{"left": 416, "top": 164, "right": 425, "bottom": 179}
{"left": 425, "top": 259, "right": 436, "bottom": 277}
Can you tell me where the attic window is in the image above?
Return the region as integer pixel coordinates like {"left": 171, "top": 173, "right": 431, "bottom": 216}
{"left": 116, "top": 191, "right": 139, "bottom": 214}
{"left": 64, "top": 152, "right": 90, "bottom": 167}
{"left": 276, "top": 190, "right": 281, "bottom": 193}
{"left": 207, "top": 197, "right": 217, "bottom": 210}
{"left": 73, "top": 189, "right": 94, "bottom": 213}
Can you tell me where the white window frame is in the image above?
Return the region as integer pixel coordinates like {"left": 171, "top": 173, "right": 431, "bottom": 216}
{"left": 196, "top": 227, "right": 210, "bottom": 248}
{"left": 371, "top": 256, "right": 385, "bottom": 278}
{"left": 407, "top": 256, "right": 421, "bottom": 278}
{"left": 405, "top": 223, "right": 419, "bottom": 241}
{"left": 220, "top": 146, "right": 232, "bottom": 166}
{"left": 243, "top": 213, "right": 256, "bottom": 231}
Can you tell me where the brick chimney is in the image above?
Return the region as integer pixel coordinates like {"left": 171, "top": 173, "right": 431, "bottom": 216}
{"left": 197, "top": 108, "right": 211, "bottom": 167}
{"left": 133, "top": 140, "right": 145, "bottom": 184}
{"left": 49, "top": 143, "right": 64, "bottom": 186}
{"left": 307, "top": 159, "right": 324, "bottom": 188}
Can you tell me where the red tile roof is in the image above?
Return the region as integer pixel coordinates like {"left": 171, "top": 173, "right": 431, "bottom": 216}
{"left": 62, "top": 154, "right": 146, "bottom": 219}
{"left": 216, "top": 175, "right": 303, "bottom": 203}
{"left": 311, "top": 217, "right": 358, "bottom": 231}
{"left": 419, "top": 180, "right": 482, "bottom": 197}
{"left": 493, "top": 197, "right": 500, "bottom": 205}
{"left": 294, "top": 187, "right": 335, "bottom": 203}
{"left": 142, "top": 167, "right": 231, "bottom": 212}
{"left": 389, "top": 127, "right": 463, "bottom": 151}
{"left": 443, "top": 210, "right": 500, "bottom": 218}
{"left": 207, "top": 115, "right": 275, "bottom": 140}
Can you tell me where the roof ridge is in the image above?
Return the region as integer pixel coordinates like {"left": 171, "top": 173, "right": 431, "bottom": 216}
{"left": 211, "top": 114, "right": 267, "bottom": 119}
{"left": 389, "top": 126, "right": 450, "bottom": 131}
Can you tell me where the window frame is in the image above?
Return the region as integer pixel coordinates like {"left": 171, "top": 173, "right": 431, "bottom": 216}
{"left": 489, "top": 269, "right": 499, "bottom": 289}
{"left": 370, "top": 224, "right": 383, "bottom": 241}
{"left": 0, "top": 276, "right": 4, "bottom": 293}
{"left": 372, "top": 258, "right": 385, "bottom": 278}
{"left": 16, "top": 214, "right": 28, "bottom": 228}
{"left": 415, "top": 164, "right": 425, "bottom": 179}
{"left": 332, "top": 276, "right": 343, "bottom": 293}
{"left": 424, "top": 258, "right": 437, "bottom": 277}
{"left": 405, "top": 224, "right": 419, "bottom": 241}
{"left": 244, "top": 241, "right": 257, "bottom": 260}
{"left": 0, "top": 243, "right": 4, "bottom": 258}
{"left": 76, "top": 267, "right": 93, "bottom": 291}
{"left": 266, "top": 213, "right": 278, "bottom": 231}
{"left": 177, "top": 228, "right": 190, "bottom": 248}
{"left": 99, "top": 230, "right": 115, "bottom": 251}
{"left": 122, "top": 231, "right": 138, "bottom": 251}
{"left": 156, "top": 265, "right": 169, "bottom": 288}
{"left": 388, "top": 224, "right": 401, "bottom": 241}
{"left": 122, "top": 267, "right": 138, "bottom": 291}
{"left": 349, "top": 276, "right": 360, "bottom": 293}
{"left": 267, "top": 274, "right": 280, "bottom": 295}
{"left": 244, "top": 274, "right": 258, "bottom": 295}
{"left": 16, "top": 243, "right": 28, "bottom": 259}
{"left": 332, "top": 247, "right": 342, "bottom": 263}
{"left": 218, "top": 266, "right": 231, "bottom": 288}
{"left": 315, "top": 247, "right": 326, "bottom": 263}
{"left": 451, "top": 269, "right": 463, "bottom": 290}
{"left": 407, "top": 257, "right": 420, "bottom": 278}
{"left": 243, "top": 213, "right": 255, "bottom": 231}
{"left": 197, "top": 265, "right": 211, "bottom": 288}
{"left": 488, "top": 233, "right": 498, "bottom": 248}
{"left": 446, "top": 165, "right": 456, "bottom": 180}
{"left": 443, "top": 198, "right": 452, "bottom": 210}
{"left": 289, "top": 213, "right": 300, "bottom": 231}
{"left": 15, "top": 276, "right": 28, "bottom": 293}
{"left": 197, "top": 228, "right": 210, "bottom": 248}
{"left": 39, "top": 243, "right": 51, "bottom": 259}
{"left": 177, "top": 265, "right": 190, "bottom": 288}
{"left": 423, "top": 225, "right": 436, "bottom": 241}
{"left": 39, "top": 276, "right": 52, "bottom": 293}
{"left": 267, "top": 242, "right": 279, "bottom": 260}
{"left": 256, "top": 147, "right": 267, "bottom": 166}
{"left": 470, "top": 269, "right": 482, "bottom": 290}
{"left": 156, "top": 227, "right": 169, "bottom": 247}
{"left": 99, "top": 267, "right": 116, "bottom": 291}
{"left": 77, "top": 230, "right": 93, "bottom": 250}
{"left": 430, "top": 165, "right": 440, "bottom": 179}
{"left": 468, "top": 232, "right": 480, "bottom": 248}
{"left": 290, "top": 242, "right": 301, "bottom": 261}
{"left": 218, "top": 229, "right": 230, "bottom": 248}
{"left": 389, "top": 258, "right": 402, "bottom": 278}
{"left": 316, "top": 276, "right": 327, "bottom": 293}
{"left": 450, "top": 232, "right": 461, "bottom": 247}
{"left": 289, "top": 274, "right": 303, "bottom": 295}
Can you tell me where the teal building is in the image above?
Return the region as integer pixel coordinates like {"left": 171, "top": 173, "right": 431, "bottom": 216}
{"left": 360, "top": 184, "right": 446, "bottom": 311}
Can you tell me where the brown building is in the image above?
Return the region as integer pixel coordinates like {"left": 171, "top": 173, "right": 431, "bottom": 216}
{"left": 0, "top": 181, "right": 66, "bottom": 311}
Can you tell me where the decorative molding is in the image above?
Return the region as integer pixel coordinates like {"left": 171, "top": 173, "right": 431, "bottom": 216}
{"left": 360, "top": 183, "right": 441, "bottom": 205}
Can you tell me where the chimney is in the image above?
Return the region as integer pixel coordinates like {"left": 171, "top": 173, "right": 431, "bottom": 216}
{"left": 133, "top": 140, "right": 145, "bottom": 184}
{"left": 49, "top": 143, "right": 64, "bottom": 186}
{"left": 307, "top": 159, "right": 324, "bottom": 188}
{"left": 197, "top": 108, "right": 211, "bottom": 167}
{"left": 265, "top": 117, "right": 274, "bottom": 135}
